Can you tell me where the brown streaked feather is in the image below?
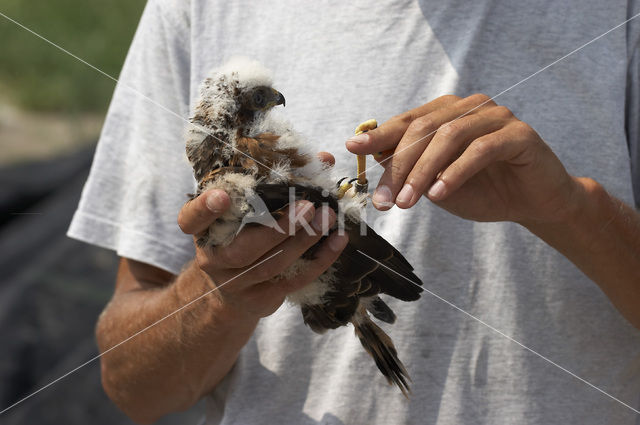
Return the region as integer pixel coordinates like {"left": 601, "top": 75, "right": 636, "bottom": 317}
{"left": 187, "top": 133, "right": 228, "bottom": 183}
{"left": 234, "top": 132, "right": 310, "bottom": 177}
{"left": 191, "top": 130, "right": 311, "bottom": 190}
{"left": 353, "top": 308, "right": 411, "bottom": 397}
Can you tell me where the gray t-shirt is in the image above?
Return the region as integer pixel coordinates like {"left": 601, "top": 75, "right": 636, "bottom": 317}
{"left": 68, "top": 0, "right": 640, "bottom": 423}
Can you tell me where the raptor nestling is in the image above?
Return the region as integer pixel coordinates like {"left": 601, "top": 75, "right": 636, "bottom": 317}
{"left": 185, "top": 58, "right": 424, "bottom": 395}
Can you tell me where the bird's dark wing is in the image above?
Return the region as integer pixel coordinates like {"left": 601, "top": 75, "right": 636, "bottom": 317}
{"left": 253, "top": 164, "right": 422, "bottom": 398}
{"left": 254, "top": 181, "right": 339, "bottom": 212}
{"left": 254, "top": 182, "right": 423, "bottom": 329}
{"left": 341, "top": 222, "right": 423, "bottom": 301}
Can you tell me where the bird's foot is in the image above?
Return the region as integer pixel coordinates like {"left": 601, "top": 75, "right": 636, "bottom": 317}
{"left": 336, "top": 177, "right": 359, "bottom": 199}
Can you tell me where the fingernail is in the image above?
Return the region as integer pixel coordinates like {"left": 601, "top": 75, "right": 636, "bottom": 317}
{"left": 428, "top": 180, "right": 446, "bottom": 199}
{"left": 206, "top": 192, "right": 224, "bottom": 212}
{"left": 396, "top": 184, "right": 414, "bottom": 205}
{"left": 346, "top": 133, "right": 370, "bottom": 145}
{"left": 328, "top": 232, "right": 349, "bottom": 252}
{"left": 372, "top": 185, "right": 393, "bottom": 209}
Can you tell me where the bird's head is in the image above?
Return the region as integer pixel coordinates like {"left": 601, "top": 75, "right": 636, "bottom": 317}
{"left": 196, "top": 57, "right": 286, "bottom": 131}
{"left": 240, "top": 85, "right": 286, "bottom": 111}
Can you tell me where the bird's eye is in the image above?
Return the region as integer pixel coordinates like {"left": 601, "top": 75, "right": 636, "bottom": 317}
{"left": 253, "top": 91, "right": 265, "bottom": 107}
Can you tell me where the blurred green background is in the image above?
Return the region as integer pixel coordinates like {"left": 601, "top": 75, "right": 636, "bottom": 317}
{"left": 0, "top": 2, "right": 203, "bottom": 424}
{"left": 0, "top": 0, "right": 145, "bottom": 112}
{"left": 0, "top": 0, "right": 145, "bottom": 164}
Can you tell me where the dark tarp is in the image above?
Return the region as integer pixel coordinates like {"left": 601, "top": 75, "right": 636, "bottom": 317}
{"left": 0, "top": 147, "right": 203, "bottom": 424}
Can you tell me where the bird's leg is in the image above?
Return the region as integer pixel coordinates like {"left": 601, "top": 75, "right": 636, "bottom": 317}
{"left": 336, "top": 177, "right": 353, "bottom": 199}
{"left": 353, "top": 119, "right": 377, "bottom": 196}
{"left": 336, "top": 119, "right": 379, "bottom": 200}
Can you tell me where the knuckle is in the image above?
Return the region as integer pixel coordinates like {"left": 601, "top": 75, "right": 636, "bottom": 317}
{"left": 437, "top": 121, "right": 461, "bottom": 138}
{"left": 413, "top": 160, "right": 431, "bottom": 179}
{"left": 472, "top": 137, "right": 497, "bottom": 157}
{"left": 389, "top": 160, "right": 405, "bottom": 178}
{"left": 511, "top": 120, "right": 533, "bottom": 136}
{"left": 467, "top": 93, "right": 494, "bottom": 107}
{"left": 392, "top": 112, "right": 414, "bottom": 126}
{"left": 441, "top": 94, "right": 461, "bottom": 103}
{"left": 408, "top": 115, "right": 435, "bottom": 135}
{"left": 492, "top": 105, "right": 514, "bottom": 119}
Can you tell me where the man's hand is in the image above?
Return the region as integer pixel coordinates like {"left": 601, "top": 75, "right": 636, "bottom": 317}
{"left": 346, "top": 94, "right": 582, "bottom": 225}
{"left": 177, "top": 185, "right": 349, "bottom": 320}
{"left": 347, "top": 94, "right": 640, "bottom": 329}
{"left": 97, "top": 153, "right": 348, "bottom": 423}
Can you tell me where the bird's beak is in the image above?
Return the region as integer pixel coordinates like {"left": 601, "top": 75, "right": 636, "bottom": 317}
{"left": 270, "top": 88, "right": 286, "bottom": 108}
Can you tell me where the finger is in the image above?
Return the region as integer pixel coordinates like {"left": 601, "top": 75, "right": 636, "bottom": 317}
{"left": 371, "top": 94, "right": 498, "bottom": 210}
{"left": 235, "top": 228, "right": 349, "bottom": 313}
{"left": 345, "top": 95, "right": 460, "bottom": 155}
{"left": 221, "top": 206, "right": 338, "bottom": 288}
{"left": 178, "top": 189, "right": 231, "bottom": 235}
{"left": 270, "top": 230, "right": 349, "bottom": 295}
{"left": 204, "top": 201, "right": 316, "bottom": 271}
{"left": 317, "top": 151, "right": 335, "bottom": 166}
{"left": 427, "top": 122, "right": 528, "bottom": 201}
{"left": 396, "top": 106, "right": 511, "bottom": 208}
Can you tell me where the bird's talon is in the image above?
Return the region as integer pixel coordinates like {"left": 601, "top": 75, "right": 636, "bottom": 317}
{"left": 337, "top": 182, "right": 353, "bottom": 199}
{"left": 336, "top": 176, "right": 349, "bottom": 188}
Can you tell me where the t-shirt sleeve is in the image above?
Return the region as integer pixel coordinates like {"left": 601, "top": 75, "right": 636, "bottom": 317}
{"left": 627, "top": 0, "right": 640, "bottom": 209}
{"left": 67, "top": 0, "right": 196, "bottom": 274}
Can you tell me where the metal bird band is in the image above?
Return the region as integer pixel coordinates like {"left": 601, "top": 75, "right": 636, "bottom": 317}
{"left": 338, "top": 119, "right": 378, "bottom": 200}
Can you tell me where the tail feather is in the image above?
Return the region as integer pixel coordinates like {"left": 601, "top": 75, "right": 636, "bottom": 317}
{"left": 367, "top": 296, "right": 396, "bottom": 324}
{"left": 352, "top": 311, "right": 411, "bottom": 397}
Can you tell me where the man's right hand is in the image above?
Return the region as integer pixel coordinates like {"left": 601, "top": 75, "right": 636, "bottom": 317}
{"left": 98, "top": 186, "right": 348, "bottom": 424}
{"left": 177, "top": 188, "right": 349, "bottom": 320}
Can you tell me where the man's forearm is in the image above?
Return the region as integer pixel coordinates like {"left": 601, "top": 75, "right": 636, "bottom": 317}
{"left": 96, "top": 260, "right": 258, "bottom": 424}
{"left": 523, "top": 177, "right": 640, "bottom": 328}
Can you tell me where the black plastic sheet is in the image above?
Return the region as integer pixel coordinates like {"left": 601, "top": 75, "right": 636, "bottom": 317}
{"left": 0, "top": 147, "right": 203, "bottom": 424}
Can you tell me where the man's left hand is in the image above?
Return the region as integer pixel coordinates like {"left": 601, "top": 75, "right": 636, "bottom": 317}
{"left": 345, "top": 93, "right": 583, "bottom": 225}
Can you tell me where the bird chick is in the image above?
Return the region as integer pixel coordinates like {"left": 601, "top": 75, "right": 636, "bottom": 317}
{"left": 185, "top": 57, "right": 424, "bottom": 395}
